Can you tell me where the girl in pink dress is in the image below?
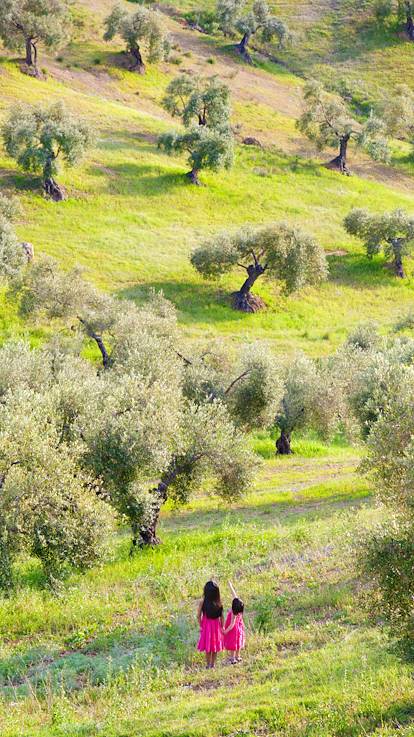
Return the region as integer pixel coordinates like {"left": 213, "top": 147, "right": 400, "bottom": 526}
{"left": 223, "top": 581, "right": 245, "bottom": 664}
{"left": 197, "top": 580, "right": 224, "bottom": 669}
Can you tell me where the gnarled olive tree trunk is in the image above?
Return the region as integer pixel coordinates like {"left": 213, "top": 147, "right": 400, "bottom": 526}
{"left": 405, "top": 2, "right": 414, "bottom": 39}
{"left": 187, "top": 167, "right": 201, "bottom": 185}
{"left": 43, "top": 155, "right": 65, "bottom": 201}
{"left": 326, "top": 134, "right": 351, "bottom": 175}
{"left": 391, "top": 238, "right": 405, "bottom": 278}
{"left": 276, "top": 430, "right": 292, "bottom": 455}
{"left": 132, "top": 454, "right": 201, "bottom": 549}
{"left": 130, "top": 44, "right": 145, "bottom": 73}
{"left": 25, "top": 37, "right": 37, "bottom": 67}
{"left": 233, "top": 262, "right": 266, "bottom": 312}
{"left": 237, "top": 31, "right": 253, "bottom": 63}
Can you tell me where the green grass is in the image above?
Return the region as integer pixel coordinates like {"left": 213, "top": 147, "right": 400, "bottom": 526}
{"left": 0, "top": 446, "right": 410, "bottom": 737}
{"left": 1, "top": 56, "right": 414, "bottom": 353}
{"left": 1, "top": 5, "right": 414, "bottom": 735}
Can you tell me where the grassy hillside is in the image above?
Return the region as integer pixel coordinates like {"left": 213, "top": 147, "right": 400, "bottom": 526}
{"left": 1, "top": 5, "right": 414, "bottom": 353}
{"left": 4, "top": 445, "right": 414, "bottom": 737}
{"left": 1, "top": 4, "right": 414, "bottom": 736}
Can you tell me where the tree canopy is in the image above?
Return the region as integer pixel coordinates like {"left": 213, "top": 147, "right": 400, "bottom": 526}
{"left": 162, "top": 74, "right": 231, "bottom": 129}
{"left": 275, "top": 354, "right": 341, "bottom": 454}
{"left": 344, "top": 208, "right": 414, "bottom": 277}
{"left": 216, "top": 0, "right": 289, "bottom": 61}
{"left": 2, "top": 101, "right": 93, "bottom": 201}
{"left": 158, "top": 125, "right": 234, "bottom": 185}
{"left": 104, "top": 5, "right": 169, "bottom": 73}
{"left": 3, "top": 257, "right": 257, "bottom": 556}
{"left": 297, "top": 81, "right": 389, "bottom": 174}
{"left": 191, "top": 223, "right": 328, "bottom": 312}
{"left": 0, "top": 0, "right": 70, "bottom": 70}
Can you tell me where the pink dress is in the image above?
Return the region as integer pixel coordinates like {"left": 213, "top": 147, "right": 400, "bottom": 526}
{"left": 223, "top": 611, "right": 245, "bottom": 651}
{"left": 197, "top": 614, "right": 224, "bottom": 653}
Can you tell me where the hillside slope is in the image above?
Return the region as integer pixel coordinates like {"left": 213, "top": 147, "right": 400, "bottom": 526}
{"left": 0, "top": 2, "right": 414, "bottom": 353}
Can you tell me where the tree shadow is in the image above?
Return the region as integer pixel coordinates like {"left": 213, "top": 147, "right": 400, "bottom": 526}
{"left": 0, "top": 167, "right": 42, "bottom": 193}
{"left": 160, "top": 489, "right": 370, "bottom": 535}
{"left": 327, "top": 252, "right": 413, "bottom": 289}
{"left": 118, "top": 281, "right": 252, "bottom": 326}
{"left": 0, "top": 615, "right": 195, "bottom": 699}
{"left": 87, "top": 161, "right": 187, "bottom": 197}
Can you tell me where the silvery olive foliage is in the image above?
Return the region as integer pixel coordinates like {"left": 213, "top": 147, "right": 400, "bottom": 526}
{"left": 344, "top": 207, "right": 414, "bottom": 278}
{"left": 181, "top": 339, "right": 283, "bottom": 430}
{"left": 0, "top": 194, "right": 26, "bottom": 280}
{"left": 297, "top": 81, "right": 389, "bottom": 174}
{"left": 338, "top": 324, "right": 414, "bottom": 440}
{"left": 191, "top": 222, "right": 328, "bottom": 312}
{"left": 275, "top": 353, "right": 341, "bottom": 453}
{"left": 162, "top": 74, "right": 231, "bottom": 129}
{"left": 0, "top": 347, "right": 112, "bottom": 591}
{"left": 0, "top": 0, "right": 70, "bottom": 68}
{"left": 379, "top": 84, "right": 414, "bottom": 139}
{"left": 216, "top": 0, "right": 290, "bottom": 59}
{"left": 104, "top": 5, "right": 170, "bottom": 72}
{"left": 3, "top": 258, "right": 258, "bottom": 559}
{"left": 158, "top": 125, "right": 234, "bottom": 185}
{"left": 2, "top": 101, "right": 92, "bottom": 200}
{"left": 357, "top": 364, "right": 414, "bottom": 652}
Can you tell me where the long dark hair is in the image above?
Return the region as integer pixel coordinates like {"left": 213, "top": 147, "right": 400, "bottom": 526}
{"left": 202, "top": 580, "right": 223, "bottom": 619}
{"left": 232, "top": 597, "right": 244, "bottom": 615}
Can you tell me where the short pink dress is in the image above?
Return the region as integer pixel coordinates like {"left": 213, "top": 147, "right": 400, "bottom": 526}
{"left": 197, "top": 612, "right": 224, "bottom": 653}
{"left": 223, "top": 611, "right": 245, "bottom": 652}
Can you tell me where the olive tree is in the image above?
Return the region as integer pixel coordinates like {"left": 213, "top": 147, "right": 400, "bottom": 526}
{"left": 14, "top": 259, "right": 257, "bottom": 550}
{"left": 2, "top": 101, "right": 92, "bottom": 201}
{"left": 162, "top": 74, "right": 231, "bottom": 129}
{"left": 181, "top": 340, "right": 283, "bottom": 430}
{"left": 297, "top": 81, "right": 389, "bottom": 174}
{"left": 103, "top": 5, "right": 169, "bottom": 73}
{"left": 0, "top": 0, "right": 70, "bottom": 73}
{"left": 158, "top": 125, "right": 234, "bottom": 185}
{"left": 357, "top": 364, "right": 414, "bottom": 653}
{"left": 216, "top": 0, "right": 289, "bottom": 62}
{"left": 344, "top": 208, "right": 414, "bottom": 278}
{"left": 0, "top": 345, "right": 112, "bottom": 591}
{"left": 380, "top": 83, "right": 414, "bottom": 141}
{"left": 274, "top": 354, "right": 340, "bottom": 455}
{"left": 0, "top": 195, "right": 26, "bottom": 279}
{"left": 372, "top": 0, "right": 414, "bottom": 39}
{"left": 127, "top": 401, "right": 256, "bottom": 547}
{"left": 191, "top": 223, "right": 328, "bottom": 312}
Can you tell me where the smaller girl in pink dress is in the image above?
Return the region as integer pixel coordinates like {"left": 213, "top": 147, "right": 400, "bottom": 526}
{"left": 197, "top": 580, "right": 224, "bottom": 669}
{"left": 223, "top": 581, "right": 245, "bottom": 664}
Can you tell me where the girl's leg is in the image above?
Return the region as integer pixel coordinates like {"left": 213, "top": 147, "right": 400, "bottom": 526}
{"left": 235, "top": 649, "right": 241, "bottom": 662}
{"left": 205, "top": 652, "right": 211, "bottom": 668}
{"left": 211, "top": 652, "right": 217, "bottom": 668}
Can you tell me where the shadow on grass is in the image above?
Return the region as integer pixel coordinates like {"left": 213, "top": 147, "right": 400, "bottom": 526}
{"left": 160, "top": 487, "right": 370, "bottom": 535}
{"left": 0, "top": 167, "right": 42, "bottom": 193}
{"left": 328, "top": 252, "right": 414, "bottom": 288}
{"left": 118, "top": 281, "right": 252, "bottom": 326}
{"left": 87, "top": 161, "right": 188, "bottom": 196}
{"left": 0, "top": 615, "right": 195, "bottom": 699}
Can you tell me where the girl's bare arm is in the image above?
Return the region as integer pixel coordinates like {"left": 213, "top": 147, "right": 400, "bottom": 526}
{"left": 197, "top": 599, "right": 203, "bottom": 625}
{"left": 223, "top": 613, "right": 236, "bottom": 635}
{"left": 228, "top": 580, "right": 238, "bottom": 599}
